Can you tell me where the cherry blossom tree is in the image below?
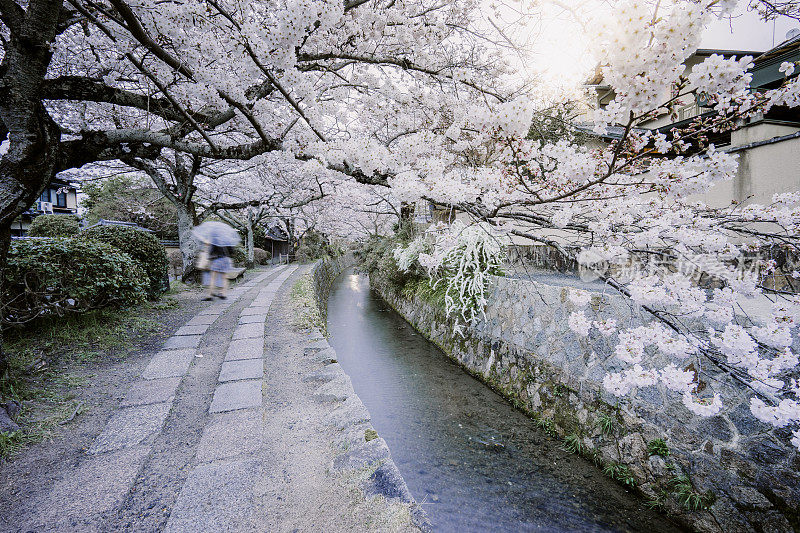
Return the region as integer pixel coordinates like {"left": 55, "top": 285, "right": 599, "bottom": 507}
{"left": 0, "top": 0, "right": 516, "bottom": 372}
{"left": 387, "top": 0, "right": 800, "bottom": 451}
{"left": 0, "top": 0, "right": 511, "bottom": 237}
{"left": 201, "top": 154, "right": 329, "bottom": 263}
{"left": 748, "top": 0, "right": 800, "bottom": 21}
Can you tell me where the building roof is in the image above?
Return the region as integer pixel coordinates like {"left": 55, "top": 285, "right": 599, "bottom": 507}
{"left": 50, "top": 176, "right": 79, "bottom": 188}
{"left": 584, "top": 48, "right": 763, "bottom": 87}
{"left": 755, "top": 32, "right": 800, "bottom": 64}
{"left": 751, "top": 32, "right": 800, "bottom": 88}
{"left": 694, "top": 48, "right": 764, "bottom": 58}
{"left": 264, "top": 224, "right": 289, "bottom": 242}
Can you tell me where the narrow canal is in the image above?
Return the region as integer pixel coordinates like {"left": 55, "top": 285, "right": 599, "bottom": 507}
{"left": 326, "top": 269, "right": 683, "bottom": 533}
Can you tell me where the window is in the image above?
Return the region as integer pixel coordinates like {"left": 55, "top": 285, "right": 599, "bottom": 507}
{"left": 40, "top": 189, "right": 51, "bottom": 202}
{"left": 56, "top": 191, "right": 67, "bottom": 208}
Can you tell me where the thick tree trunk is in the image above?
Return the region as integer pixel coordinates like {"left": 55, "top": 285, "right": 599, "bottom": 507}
{"left": 245, "top": 209, "right": 255, "bottom": 266}
{"left": 246, "top": 224, "right": 255, "bottom": 265}
{"left": 0, "top": 0, "right": 65, "bottom": 231}
{"left": 400, "top": 202, "right": 415, "bottom": 221}
{"left": 0, "top": 0, "right": 66, "bottom": 380}
{"left": 176, "top": 202, "right": 199, "bottom": 280}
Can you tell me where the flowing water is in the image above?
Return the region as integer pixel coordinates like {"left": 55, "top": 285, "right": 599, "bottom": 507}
{"left": 327, "top": 269, "right": 684, "bottom": 533}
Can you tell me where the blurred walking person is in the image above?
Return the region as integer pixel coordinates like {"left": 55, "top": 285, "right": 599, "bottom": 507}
{"left": 192, "top": 221, "right": 240, "bottom": 301}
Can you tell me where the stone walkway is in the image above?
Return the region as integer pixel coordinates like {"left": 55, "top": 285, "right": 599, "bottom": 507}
{"left": 15, "top": 264, "right": 420, "bottom": 532}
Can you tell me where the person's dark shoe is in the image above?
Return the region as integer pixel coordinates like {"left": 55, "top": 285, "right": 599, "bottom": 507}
{"left": 203, "top": 296, "right": 214, "bottom": 301}
{"left": 217, "top": 294, "right": 227, "bottom": 300}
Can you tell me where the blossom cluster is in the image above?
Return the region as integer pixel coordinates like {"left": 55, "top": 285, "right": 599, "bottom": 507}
{"left": 394, "top": 221, "right": 509, "bottom": 324}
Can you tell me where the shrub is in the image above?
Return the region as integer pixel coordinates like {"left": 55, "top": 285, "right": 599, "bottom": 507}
{"left": 296, "top": 232, "right": 327, "bottom": 262}
{"left": 3, "top": 238, "right": 147, "bottom": 324}
{"left": 253, "top": 247, "right": 271, "bottom": 265}
{"left": 232, "top": 246, "right": 247, "bottom": 266}
{"left": 296, "top": 230, "right": 343, "bottom": 262}
{"left": 27, "top": 215, "right": 80, "bottom": 237}
{"left": 81, "top": 225, "right": 168, "bottom": 298}
{"left": 378, "top": 245, "right": 420, "bottom": 289}
{"left": 358, "top": 235, "right": 392, "bottom": 274}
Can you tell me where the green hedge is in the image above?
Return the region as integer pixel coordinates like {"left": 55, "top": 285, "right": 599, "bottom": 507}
{"left": 232, "top": 246, "right": 247, "bottom": 266}
{"left": 81, "top": 225, "right": 168, "bottom": 298}
{"left": 3, "top": 238, "right": 147, "bottom": 324}
{"left": 27, "top": 215, "right": 80, "bottom": 237}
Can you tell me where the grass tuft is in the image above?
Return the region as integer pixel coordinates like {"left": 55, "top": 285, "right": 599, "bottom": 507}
{"left": 670, "top": 474, "right": 715, "bottom": 511}
{"left": 597, "top": 413, "right": 614, "bottom": 435}
{"left": 290, "top": 272, "right": 325, "bottom": 332}
{"left": 603, "top": 462, "right": 636, "bottom": 487}
{"left": 562, "top": 433, "right": 586, "bottom": 455}
{"left": 647, "top": 438, "right": 670, "bottom": 457}
{"left": 534, "top": 416, "right": 558, "bottom": 437}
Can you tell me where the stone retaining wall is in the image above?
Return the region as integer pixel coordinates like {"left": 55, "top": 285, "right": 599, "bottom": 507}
{"left": 312, "top": 253, "right": 356, "bottom": 324}
{"left": 371, "top": 272, "right": 799, "bottom": 533}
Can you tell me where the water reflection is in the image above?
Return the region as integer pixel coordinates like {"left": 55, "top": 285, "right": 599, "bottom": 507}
{"left": 326, "top": 269, "right": 684, "bottom": 533}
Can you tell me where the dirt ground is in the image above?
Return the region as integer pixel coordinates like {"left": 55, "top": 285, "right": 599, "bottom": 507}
{"left": 0, "top": 278, "right": 208, "bottom": 531}
{"left": 0, "top": 267, "right": 419, "bottom": 532}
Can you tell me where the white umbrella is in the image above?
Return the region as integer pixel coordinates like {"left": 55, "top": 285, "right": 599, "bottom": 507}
{"left": 192, "top": 221, "right": 241, "bottom": 247}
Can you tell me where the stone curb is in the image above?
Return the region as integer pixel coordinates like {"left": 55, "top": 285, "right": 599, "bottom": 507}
{"left": 307, "top": 256, "right": 431, "bottom": 532}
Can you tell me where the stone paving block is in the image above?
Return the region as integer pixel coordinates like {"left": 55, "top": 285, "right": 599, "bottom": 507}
{"left": 232, "top": 322, "right": 265, "bottom": 340}
{"left": 89, "top": 402, "right": 172, "bottom": 454}
{"left": 333, "top": 437, "right": 390, "bottom": 472}
{"left": 121, "top": 377, "right": 182, "bottom": 407}
{"left": 302, "top": 363, "right": 345, "bottom": 383}
{"left": 164, "top": 459, "right": 262, "bottom": 533}
{"left": 324, "top": 397, "right": 372, "bottom": 430}
{"left": 238, "top": 314, "right": 264, "bottom": 324}
{"left": 311, "top": 347, "right": 337, "bottom": 364}
{"left": 240, "top": 306, "right": 269, "bottom": 316}
{"left": 174, "top": 324, "right": 209, "bottom": 336}
{"left": 209, "top": 380, "right": 262, "bottom": 413}
{"left": 249, "top": 298, "right": 274, "bottom": 308}
{"left": 256, "top": 289, "right": 277, "bottom": 298}
{"left": 163, "top": 334, "right": 202, "bottom": 349}
{"left": 186, "top": 314, "right": 217, "bottom": 326}
{"left": 196, "top": 410, "right": 264, "bottom": 462}
{"left": 303, "top": 339, "right": 331, "bottom": 353}
{"left": 364, "top": 462, "right": 414, "bottom": 503}
{"left": 219, "top": 359, "right": 263, "bottom": 383}
{"left": 225, "top": 338, "right": 264, "bottom": 361}
{"left": 142, "top": 349, "right": 195, "bottom": 379}
{"left": 199, "top": 306, "right": 226, "bottom": 316}
{"left": 42, "top": 445, "right": 149, "bottom": 522}
{"left": 312, "top": 377, "right": 354, "bottom": 403}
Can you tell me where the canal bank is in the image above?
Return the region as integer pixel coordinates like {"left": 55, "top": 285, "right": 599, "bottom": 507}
{"left": 327, "top": 268, "right": 683, "bottom": 532}
{"left": 366, "top": 267, "right": 799, "bottom": 533}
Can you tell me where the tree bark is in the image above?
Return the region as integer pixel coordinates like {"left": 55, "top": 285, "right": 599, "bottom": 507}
{"left": 0, "top": 0, "right": 65, "bottom": 231}
{"left": 0, "top": 0, "right": 67, "bottom": 377}
{"left": 245, "top": 209, "right": 255, "bottom": 266}
{"left": 400, "top": 202, "right": 415, "bottom": 221}
{"left": 176, "top": 201, "right": 199, "bottom": 279}
{"left": 0, "top": 223, "right": 10, "bottom": 381}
